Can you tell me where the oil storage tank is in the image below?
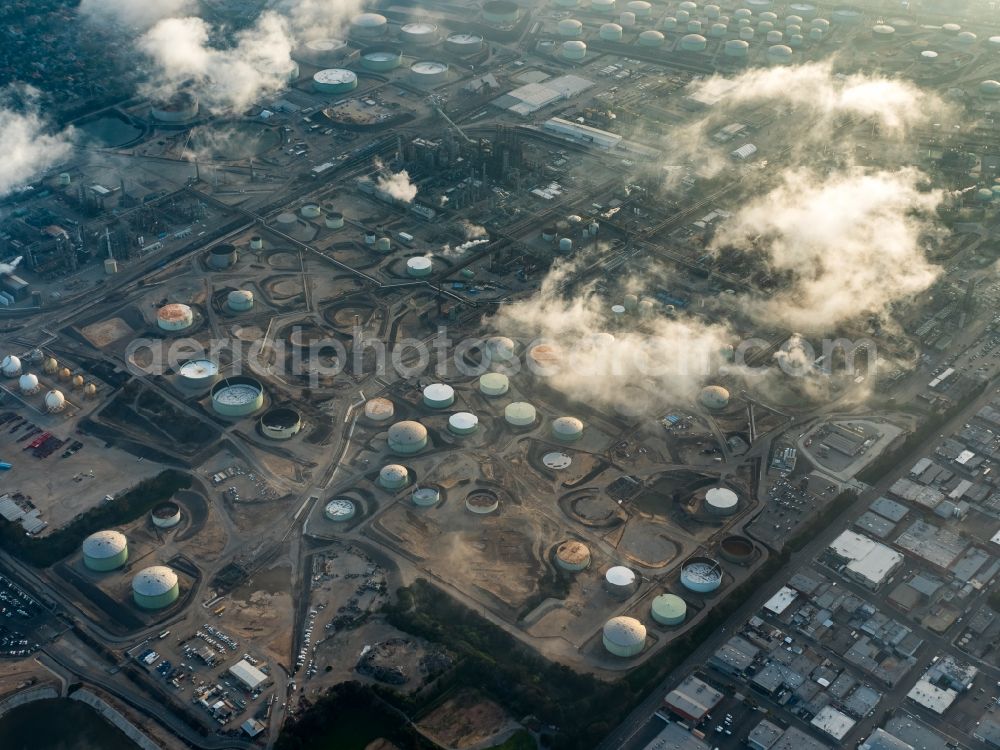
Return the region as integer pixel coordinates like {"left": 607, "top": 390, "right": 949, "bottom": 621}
{"left": 151, "top": 502, "right": 182, "bottom": 529}
{"left": 482, "top": 0, "right": 520, "bottom": 26}
{"left": 479, "top": 372, "right": 509, "bottom": 397}
{"left": 603, "top": 617, "right": 646, "bottom": 657}
{"left": 361, "top": 46, "right": 403, "bottom": 72}
{"left": 178, "top": 359, "right": 219, "bottom": 391}
{"left": 555, "top": 540, "right": 591, "bottom": 571}
{"left": 552, "top": 416, "right": 584, "bottom": 442}
{"left": 379, "top": 464, "right": 410, "bottom": 490}
{"left": 208, "top": 243, "right": 237, "bottom": 269}
{"left": 351, "top": 12, "right": 388, "bottom": 38}
{"left": 681, "top": 557, "right": 723, "bottom": 593}
{"left": 400, "top": 22, "right": 439, "bottom": 46}
{"left": 680, "top": 33, "right": 707, "bottom": 51}
{"left": 260, "top": 407, "right": 302, "bottom": 439}
{"left": 505, "top": 402, "right": 537, "bottom": 427}
{"left": 364, "top": 397, "right": 395, "bottom": 422}
{"left": 312, "top": 69, "right": 358, "bottom": 94}
{"left": 82, "top": 530, "right": 128, "bottom": 571}
{"left": 388, "top": 420, "right": 428, "bottom": 454}
{"left": 605, "top": 565, "right": 637, "bottom": 597}
{"left": 445, "top": 33, "right": 484, "bottom": 54}
{"left": 132, "top": 566, "right": 179, "bottom": 609}
{"left": 295, "top": 38, "right": 349, "bottom": 66}
{"left": 211, "top": 376, "right": 264, "bottom": 417}
{"left": 423, "top": 383, "right": 455, "bottom": 409}
{"left": 324, "top": 498, "right": 356, "bottom": 522}
{"left": 409, "top": 61, "right": 449, "bottom": 86}
{"left": 705, "top": 487, "right": 739, "bottom": 516}
{"left": 600, "top": 23, "right": 624, "bottom": 41}
{"left": 651, "top": 593, "right": 687, "bottom": 625}
{"left": 562, "top": 40, "right": 587, "bottom": 60}
{"left": 227, "top": 290, "right": 254, "bottom": 312}
{"left": 157, "top": 303, "right": 194, "bottom": 332}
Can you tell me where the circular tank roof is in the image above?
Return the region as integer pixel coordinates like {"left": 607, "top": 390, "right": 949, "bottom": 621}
{"left": 388, "top": 420, "right": 428, "bottom": 445}
{"left": 449, "top": 412, "right": 479, "bottom": 431}
{"left": 261, "top": 407, "right": 300, "bottom": 428}
{"left": 213, "top": 379, "right": 262, "bottom": 406}
{"left": 652, "top": 593, "right": 687, "bottom": 619}
{"left": 706, "top": 487, "right": 738, "bottom": 510}
{"left": 543, "top": 452, "right": 573, "bottom": 469}
{"left": 407, "top": 256, "right": 433, "bottom": 271}
{"left": 363, "top": 50, "right": 399, "bottom": 62}
{"left": 314, "top": 68, "right": 357, "bottom": 85}
{"left": 556, "top": 540, "right": 590, "bottom": 564}
{"left": 324, "top": 498, "right": 355, "bottom": 518}
{"left": 402, "top": 22, "right": 437, "bottom": 34}
{"left": 353, "top": 12, "right": 387, "bottom": 26}
{"left": 411, "top": 61, "right": 449, "bottom": 74}
{"left": 605, "top": 565, "right": 636, "bottom": 587}
{"left": 423, "top": 383, "right": 454, "bottom": 402}
{"left": 380, "top": 464, "right": 408, "bottom": 482}
{"left": 306, "top": 38, "right": 347, "bottom": 52}
{"left": 553, "top": 416, "right": 584, "bottom": 434}
{"left": 564, "top": 40, "right": 587, "bottom": 51}
{"left": 82, "top": 530, "right": 127, "bottom": 558}
{"left": 179, "top": 359, "right": 218, "bottom": 378}
{"left": 158, "top": 303, "right": 192, "bottom": 322}
{"left": 446, "top": 33, "right": 484, "bottom": 44}
{"left": 132, "top": 566, "right": 178, "bottom": 596}
{"left": 365, "top": 397, "right": 394, "bottom": 420}
{"left": 603, "top": 616, "right": 646, "bottom": 647}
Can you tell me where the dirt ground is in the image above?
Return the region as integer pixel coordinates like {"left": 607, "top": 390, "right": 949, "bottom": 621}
{"left": 417, "top": 689, "right": 519, "bottom": 750}
{"left": 79, "top": 317, "right": 135, "bottom": 348}
{"left": 225, "top": 564, "right": 294, "bottom": 664}
{"left": 0, "top": 658, "right": 55, "bottom": 700}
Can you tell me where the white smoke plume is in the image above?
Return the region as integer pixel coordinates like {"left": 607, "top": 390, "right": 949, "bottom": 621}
{"left": 489, "top": 255, "right": 733, "bottom": 414}
{"left": 138, "top": 12, "right": 296, "bottom": 113}
{"left": 268, "top": 0, "right": 365, "bottom": 41}
{"left": 711, "top": 167, "right": 943, "bottom": 331}
{"left": 373, "top": 159, "right": 418, "bottom": 203}
{"left": 0, "top": 87, "right": 74, "bottom": 198}
{"left": 78, "top": 0, "right": 195, "bottom": 28}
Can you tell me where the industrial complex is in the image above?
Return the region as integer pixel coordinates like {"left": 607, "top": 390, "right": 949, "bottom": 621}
{"left": 1, "top": 0, "right": 1000, "bottom": 749}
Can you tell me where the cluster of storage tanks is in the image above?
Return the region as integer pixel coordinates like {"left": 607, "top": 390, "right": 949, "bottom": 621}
{"left": 2, "top": 354, "right": 97, "bottom": 408}
{"left": 81, "top": 530, "right": 181, "bottom": 610}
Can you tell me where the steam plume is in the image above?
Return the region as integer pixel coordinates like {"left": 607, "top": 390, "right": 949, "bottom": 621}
{"left": 0, "top": 87, "right": 73, "bottom": 198}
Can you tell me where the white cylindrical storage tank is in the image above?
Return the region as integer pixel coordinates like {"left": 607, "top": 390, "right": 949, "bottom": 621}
{"left": 831, "top": 7, "right": 862, "bottom": 24}
{"left": 619, "top": 11, "right": 636, "bottom": 27}
{"left": 375, "top": 236, "right": 391, "bottom": 253}
{"left": 18, "top": 373, "right": 39, "bottom": 395}
{"left": 759, "top": 10, "right": 777, "bottom": 22}
{"left": 766, "top": 29, "right": 783, "bottom": 42}
{"left": 351, "top": 12, "right": 388, "bottom": 38}
{"left": 552, "top": 416, "right": 584, "bottom": 442}
{"left": 789, "top": 2, "right": 816, "bottom": 19}
{"left": 758, "top": 20, "right": 774, "bottom": 32}
{"left": 423, "top": 383, "right": 455, "bottom": 409}
{"left": 505, "top": 402, "right": 537, "bottom": 427}
{"left": 651, "top": 593, "right": 687, "bottom": 626}
{"left": 920, "top": 49, "right": 938, "bottom": 61}
{"left": 178, "top": 359, "right": 219, "bottom": 390}
{"left": 811, "top": 17, "right": 830, "bottom": 31}
{"left": 479, "top": 372, "right": 510, "bottom": 397}
{"left": 626, "top": 0, "right": 651, "bottom": 17}
{"left": 448, "top": 412, "right": 479, "bottom": 436}
{"left": 249, "top": 235, "right": 264, "bottom": 250}
{"left": 326, "top": 211, "right": 345, "bottom": 229}
{"left": 872, "top": 24, "right": 894, "bottom": 41}
{"left": 784, "top": 14, "right": 803, "bottom": 27}
{"left": 555, "top": 540, "right": 591, "bottom": 571}
{"left": 312, "top": 68, "right": 358, "bottom": 95}
{"left": 989, "top": 36, "right": 1000, "bottom": 50}
{"left": 788, "top": 33, "right": 804, "bottom": 47}
{"left": 680, "top": 33, "right": 707, "bottom": 51}
{"left": 295, "top": 38, "right": 349, "bottom": 67}
{"left": 680, "top": 557, "right": 723, "bottom": 593}
{"left": 605, "top": 565, "right": 637, "bottom": 597}
{"left": 412, "top": 486, "right": 440, "bottom": 507}
{"left": 941, "top": 22, "right": 961, "bottom": 35}
{"left": 388, "top": 420, "right": 428, "bottom": 454}
{"left": 734, "top": 8, "right": 752, "bottom": 20}
{"left": 981, "top": 80, "right": 1000, "bottom": 98}
{"left": 678, "top": 0, "right": 697, "bottom": 9}
{"left": 740, "top": 26, "right": 755, "bottom": 39}
{"left": 445, "top": 33, "right": 484, "bottom": 54}
{"left": 324, "top": 498, "right": 356, "bottom": 523}
{"left": 705, "top": 487, "right": 739, "bottom": 516}
{"left": 767, "top": 44, "right": 793, "bottom": 63}
{"left": 662, "top": 16, "right": 677, "bottom": 31}
{"left": 559, "top": 237, "right": 573, "bottom": 252}
{"left": 379, "top": 464, "right": 409, "bottom": 490}
{"left": 208, "top": 243, "right": 238, "bottom": 269}
{"left": 82, "top": 530, "right": 128, "bottom": 571}
{"left": 808, "top": 26, "right": 822, "bottom": 40}
{"left": 227, "top": 290, "right": 254, "bottom": 312}
{"left": 601, "top": 22, "right": 624, "bottom": 40}
{"left": 676, "top": 9, "right": 690, "bottom": 23}
{"left": 708, "top": 22, "right": 727, "bottom": 38}
{"left": 465, "top": 489, "right": 499, "bottom": 514}
{"left": 786, "top": 23, "right": 801, "bottom": 35}
{"left": 410, "top": 60, "right": 450, "bottom": 85}
{"left": 562, "top": 40, "right": 587, "bottom": 60}
{"left": 157, "top": 303, "right": 194, "bottom": 332}
{"left": 407, "top": 256, "right": 433, "bottom": 277}
{"left": 687, "top": 20, "right": 702, "bottom": 34}
{"left": 559, "top": 18, "right": 583, "bottom": 37}
{"left": 956, "top": 31, "right": 977, "bottom": 46}
{"left": 699, "top": 385, "right": 730, "bottom": 409}
{"left": 725, "top": 39, "right": 750, "bottom": 57}
{"left": 364, "top": 397, "right": 395, "bottom": 422}
{"left": 603, "top": 617, "right": 646, "bottom": 657}
{"left": 592, "top": 0, "right": 616, "bottom": 12}
{"left": 705, "top": 4, "right": 720, "bottom": 19}
{"left": 152, "top": 502, "right": 182, "bottom": 528}
{"left": 260, "top": 407, "right": 302, "bottom": 440}
{"left": 746, "top": 0, "right": 771, "bottom": 8}
{"left": 132, "top": 566, "right": 180, "bottom": 609}
{"left": 45, "top": 389, "right": 66, "bottom": 413}
{"left": 400, "top": 22, "right": 439, "bottom": 46}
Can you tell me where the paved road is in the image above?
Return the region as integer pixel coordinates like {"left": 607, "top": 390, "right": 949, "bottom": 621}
{"left": 599, "top": 380, "right": 1000, "bottom": 750}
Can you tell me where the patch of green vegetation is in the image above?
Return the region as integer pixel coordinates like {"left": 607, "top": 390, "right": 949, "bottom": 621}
{"left": 0, "top": 469, "right": 190, "bottom": 567}
{"left": 488, "top": 730, "right": 536, "bottom": 750}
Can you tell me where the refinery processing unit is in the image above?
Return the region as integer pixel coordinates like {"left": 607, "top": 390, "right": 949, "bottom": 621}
{"left": 3, "top": 1, "right": 1000, "bottom": 750}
